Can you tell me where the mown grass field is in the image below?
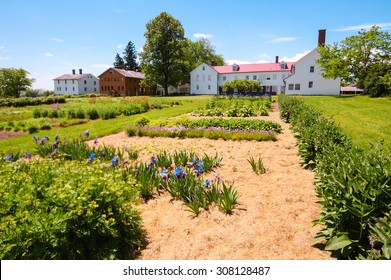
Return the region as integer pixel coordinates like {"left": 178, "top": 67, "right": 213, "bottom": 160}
{"left": 299, "top": 95, "right": 391, "bottom": 149}
{"left": 0, "top": 95, "right": 211, "bottom": 153}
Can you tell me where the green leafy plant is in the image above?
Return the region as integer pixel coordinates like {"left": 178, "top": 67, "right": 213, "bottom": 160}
{"left": 247, "top": 156, "right": 266, "bottom": 174}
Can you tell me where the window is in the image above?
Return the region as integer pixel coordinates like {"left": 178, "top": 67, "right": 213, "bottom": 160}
{"left": 65, "top": 87, "right": 67, "bottom": 91}
{"left": 94, "top": 88, "right": 96, "bottom": 92}
{"left": 94, "top": 81, "right": 96, "bottom": 85}
{"left": 65, "top": 80, "right": 67, "bottom": 84}
{"left": 266, "top": 75, "right": 271, "bottom": 80}
{"left": 288, "top": 84, "right": 294, "bottom": 90}
{"left": 208, "top": 85, "right": 211, "bottom": 90}
{"left": 84, "top": 80, "right": 87, "bottom": 85}
{"left": 245, "top": 75, "right": 249, "bottom": 80}
{"left": 253, "top": 75, "right": 257, "bottom": 80}
{"left": 73, "top": 87, "right": 75, "bottom": 91}
{"left": 84, "top": 87, "right": 87, "bottom": 92}
{"left": 309, "top": 81, "right": 313, "bottom": 88}
{"left": 202, "top": 66, "right": 205, "bottom": 70}
{"left": 208, "top": 74, "right": 211, "bottom": 81}
{"left": 196, "top": 85, "right": 199, "bottom": 90}
{"left": 57, "top": 80, "right": 60, "bottom": 84}
{"left": 196, "top": 75, "right": 199, "bottom": 82}
{"left": 72, "top": 80, "right": 75, "bottom": 84}
{"left": 101, "top": 86, "right": 103, "bottom": 91}
{"left": 310, "top": 66, "right": 315, "bottom": 73}
{"left": 222, "top": 76, "right": 226, "bottom": 81}
{"left": 295, "top": 84, "right": 301, "bottom": 90}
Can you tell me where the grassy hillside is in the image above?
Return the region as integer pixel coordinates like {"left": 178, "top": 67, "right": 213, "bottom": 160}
{"left": 299, "top": 95, "right": 391, "bottom": 149}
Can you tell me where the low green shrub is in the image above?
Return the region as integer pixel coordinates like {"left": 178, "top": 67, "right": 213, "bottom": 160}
{"left": 0, "top": 160, "right": 143, "bottom": 259}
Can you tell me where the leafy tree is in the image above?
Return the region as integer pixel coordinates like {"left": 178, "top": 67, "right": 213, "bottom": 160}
{"left": 317, "top": 25, "right": 391, "bottom": 93}
{"left": 222, "top": 79, "right": 261, "bottom": 93}
{"left": 0, "top": 68, "right": 35, "bottom": 98}
{"left": 363, "top": 63, "right": 391, "bottom": 97}
{"left": 123, "top": 41, "right": 139, "bottom": 71}
{"left": 113, "top": 53, "right": 125, "bottom": 69}
{"left": 140, "top": 12, "right": 187, "bottom": 95}
{"left": 183, "top": 38, "right": 224, "bottom": 81}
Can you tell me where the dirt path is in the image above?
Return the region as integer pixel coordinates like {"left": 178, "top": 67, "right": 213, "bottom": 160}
{"left": 93, "top": 104, "right": 333, "bottom": 260}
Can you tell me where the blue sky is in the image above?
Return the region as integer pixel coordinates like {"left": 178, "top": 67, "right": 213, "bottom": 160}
{"left": 1, "top": 0, "right": 391, "bottom": 90}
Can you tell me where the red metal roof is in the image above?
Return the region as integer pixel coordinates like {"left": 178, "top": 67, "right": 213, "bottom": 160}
{"left": 213, "top": 62, "right": 293, "bottom": 74}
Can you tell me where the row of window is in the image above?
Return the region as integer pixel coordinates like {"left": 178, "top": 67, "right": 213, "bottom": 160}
{"left": 101, "top": 86, "right": 125, "bottom": 91}
{"left": 57, "top": 80, "right": 96, "bottom": 85}
{"left": 287, "top": 81, "right": 314, "bottom": 91}
{"left": 101, "top": 77, "right": 125, "bottom": 82}
{"left": 195, "top": 85, "right": 280, "bottom": 92}
{"left": 56, "top": 87, "right": 97, "bottom": 92}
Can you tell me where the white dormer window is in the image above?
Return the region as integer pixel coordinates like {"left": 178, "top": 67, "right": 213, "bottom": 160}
{"left": 202, "top": 65, "right": 205, "bottom": 71}
{"left": 232, "top": 64, "right": 239, "bottom": 71}
{"left": 280, "top": 61, "right": 287, "bottom": 69}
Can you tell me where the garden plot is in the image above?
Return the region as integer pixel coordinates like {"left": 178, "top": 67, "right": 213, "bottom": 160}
{"left": 93, "top": 105, "right": 335, "bottom": 260}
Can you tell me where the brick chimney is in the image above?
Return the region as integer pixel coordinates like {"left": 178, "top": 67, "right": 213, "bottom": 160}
{"left": 72, "top": 69, "right": 76, "bottom": 75}
{"left": 275, "top": 56, "right": 279, "bottom": 64}
{"left": 318, "top": 29, "right": 326, "bottom": 46}
{"left": 79, "top": 69, "right": 82, "bottom": 74}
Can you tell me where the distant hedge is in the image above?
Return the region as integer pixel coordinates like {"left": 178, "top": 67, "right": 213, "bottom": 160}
{"left": 0, "top": 96, "right": 66, "bottom": 107}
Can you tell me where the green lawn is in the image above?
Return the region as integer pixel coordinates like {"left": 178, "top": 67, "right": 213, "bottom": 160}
{"left": 299, "top": 95, "right": 391, "bottom": 149}
{"left": 0, "top": 95, "right": 211, "bottom": 154}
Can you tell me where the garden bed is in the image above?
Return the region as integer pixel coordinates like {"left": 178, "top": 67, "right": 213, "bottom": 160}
{"left": 92, "top": 106, "right": 334, "bottom": 259}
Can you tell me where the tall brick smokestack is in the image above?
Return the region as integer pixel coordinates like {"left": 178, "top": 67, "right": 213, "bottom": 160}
{"left": 318, "top": 29, "right": 326, "bottom": 46}
{"left": 275, "top": 56, "right": 279, "bottom": 63}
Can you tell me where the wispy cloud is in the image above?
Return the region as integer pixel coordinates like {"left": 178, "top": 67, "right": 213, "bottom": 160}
{"left": 117, "top": 44, "right": 124, "bottom": 49}
{"left": 0, "top": 46, "right": 5, "bottom": 50}
{"left": 281, "top": 50, "right": 311, "bottom": 62}
{"left": 92, "top": 63, "right": 112, "bottom": 69}
{"left": 45, "top": 52, "right": 54, "bottom": 57}
{"left": 333, "top": 22, "right": 391, "bottom": 31}
{"left": 225, "top": 59, "right": 252, "bottom": 65}
{"left": 270, "top": 37, "right": 298, "bottom": 43}
{"left": 0, "top": 56, "right": 10, "bottom": 61}
{"left": 51, "top": 38, "right": 64, "bottom": 43}
{"left": 193, "top": 33, "right": 214, "bottom": 39}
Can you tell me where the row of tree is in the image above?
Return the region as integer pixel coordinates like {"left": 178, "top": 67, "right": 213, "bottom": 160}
{"left": 113, "top": 12, "right": 224, "bottom": 95}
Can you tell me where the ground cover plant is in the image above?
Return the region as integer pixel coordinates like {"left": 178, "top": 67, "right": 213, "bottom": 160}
{"left": 194, "top": 95, "right": 273, "bottom": 117}
{"left": 0, "top": 159, "right": 143, "bottom": 259}
{"left": 299, "top": 95, "right": 391, "bottom": 149}
{"left": 279, "top": 94, "right": 391, "bottom": 260}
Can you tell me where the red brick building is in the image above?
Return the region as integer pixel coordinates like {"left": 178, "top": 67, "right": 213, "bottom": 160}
{"left": 98, "top": 67, "right": 154, "bottom": 96}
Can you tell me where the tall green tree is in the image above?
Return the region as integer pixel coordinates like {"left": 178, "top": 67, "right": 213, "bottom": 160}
{"left": 123, "top": 41, "right": 139, "bottom": 71}
{"left": 140, "top": 12, "right": 187, "bottom": 95}
{"left": 317, "top": 25, "right": 391, "bottom": 93}
{"left": 113, "top": 53, "right": 125, "bottom": 69}
{"left": 0, "top": 68, "right": 34, "bottom": 98}
{"left": 183, "top": 38, "right": 225, "bottom": 81}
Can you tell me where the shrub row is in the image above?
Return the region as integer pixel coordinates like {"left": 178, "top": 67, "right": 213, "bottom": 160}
{"left": 126, "top": 125, "right": 277, "bottom": 142}
{"left": 32, "top": 103, "right": 148, "bottom": 120}
{"left": 0, "top": 120, "right": 51, "bottom": 134}
{"left": 0, "top": 96, "right": 66, "bottom": 107}
{"left": 279, "top": 94, "right": 391, "bottom": 260}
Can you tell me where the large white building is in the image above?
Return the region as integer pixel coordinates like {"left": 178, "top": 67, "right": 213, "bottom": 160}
{"left": 284, "top": 30, "right": 340, "bottom": 95}
{"left": 190, "top": 29, "right": 340, "bottom": 96}
{"left": 190, "top": 58, "right": 293, "bottom": 95}
{"left": 53, "top": 69, "right": 99, "bottom": 95}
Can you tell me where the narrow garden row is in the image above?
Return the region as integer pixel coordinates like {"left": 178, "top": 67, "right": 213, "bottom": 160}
{"left": 279, "top": 94, "right": 391, "bottom": 260}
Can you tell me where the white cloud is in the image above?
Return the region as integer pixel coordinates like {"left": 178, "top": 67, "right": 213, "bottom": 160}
{"left": 117, "top": 44, "right": 124, "bottom": 49}
{"left": 51, "top": 38, "right": 64, "bottom": 43}
{"left": 225, "top": 59, "right": 252, "bottom": 65}
{"left": 92, "top": 63, "right": 112, "bottom": 69}
{"left": 333, "top": 22, "right": 391, "bottom": 32}
{"left": 271, "top": 37, "right": 298, "bottom": 43}
{"left": 0, "top": 56, "right": 10, "bottom": 61}
{"left": 280, "top": 50, "right": 311, "bottom": 62}
{"left": 193, "top": 33, "right": 214, "bottom": 39}
{"left": 0, "top": 46, "right": 5, "bottom": 50}
{"left": 45, "top": 52, "right": 54, "bottom": 57}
